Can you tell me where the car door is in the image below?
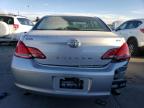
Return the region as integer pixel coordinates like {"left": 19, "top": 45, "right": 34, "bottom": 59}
{"left": 126, "top": 21, "right": 142, "bottom": 39}
{"left": 118, "top": 21, "right": 142, "bottom": 41}
{"left": 115, "top": 21, "right": 130, "bottom": 39}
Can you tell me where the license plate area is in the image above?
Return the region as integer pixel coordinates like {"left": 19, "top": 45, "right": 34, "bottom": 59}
{"left": 60, "top": 77, "right": 83, "bottom": 89}
{"left": 53, "top": 77, "right": 91, "bottom": 92}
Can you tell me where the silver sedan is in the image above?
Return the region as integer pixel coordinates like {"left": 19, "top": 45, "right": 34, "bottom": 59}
{"left": 11, "top": 16, "right": 130, "bottom": 97}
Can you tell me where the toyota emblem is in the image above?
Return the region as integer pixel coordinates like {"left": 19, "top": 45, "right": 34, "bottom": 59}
{"left": 67, "top": 39, "right": 81, "bottom": 48}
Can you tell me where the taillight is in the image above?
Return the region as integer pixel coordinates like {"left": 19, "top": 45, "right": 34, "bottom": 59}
{"left": 15, "top": 41, "right": 32, "bottom": 58}
{"left": 28, "top": 47, "right": 46, "bottom": 59}
{"left": 101, "top": 43, "right": 130, "bottom": 61}
{"left": 15, "top": 41, "right": 46, "bottom": 59}
{"left": 13, "top": 24, "right": 19, "bottom": 30}
{"left": 140, "top": 28, "right": 144, "bottom": 33}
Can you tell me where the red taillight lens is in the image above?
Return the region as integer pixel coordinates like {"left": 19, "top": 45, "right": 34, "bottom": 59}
{"left": 15, "top": 41, "right": 46, "bottom": 59}
{"left": 115, "top": 43, "right": 130, "bottom": 60}
{"left": 28, "top": 47, "right": 46, "bottom": 59}
{"left": 140, "top": 28, "right": 144, "bottom": 33}
{"left": 101, "top": 43, "right": 130, "bottom": 61}
{"left": 15, "top": 41, "right": 32, "bottom": 58}
{"left": 13, "top": 24, "right": 19, "bottom": 30}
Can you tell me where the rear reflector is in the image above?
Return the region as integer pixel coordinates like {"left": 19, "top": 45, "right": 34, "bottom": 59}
{"left": 15, "top": 41, "right": 46, "bottom": 59}
{"left": 13, "top": 24, "right": 19, "bottom": 30}
{"left": 140, "top": 28, "right": 144, "bottom": 33}
{"left": 101, "top": 43, "right": 130, "bottom": 61}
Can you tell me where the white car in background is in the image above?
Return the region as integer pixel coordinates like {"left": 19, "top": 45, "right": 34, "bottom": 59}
{"left": 111, "top": 20, "right": 124, "bottom": 30}
{"left": 0, "top": 14, "right": 33, "bottom": 41}
{"left": 115, "top": 19, "right": 144, "bottom": 56}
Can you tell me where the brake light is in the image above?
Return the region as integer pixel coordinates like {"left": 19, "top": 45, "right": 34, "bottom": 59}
{"left": 15, "top": 41, "right": 46, "bottom": 59}
{"left": 13, "top": 24, "right": 19, "bottom": 30}
{"left": 15, "top": 41, "right": 32, "bottom": 58}
{"left": 140, "top": 28, "right": 144, "bottom": 33}
{"left": 101, "top": 43, "right": 130, "bottom": 61}
{"left": 28, "top": 47, "right": 46, "bottom": 59}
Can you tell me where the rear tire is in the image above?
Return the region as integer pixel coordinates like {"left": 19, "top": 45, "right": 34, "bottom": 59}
{"left": 127, "top": 38, "right": 139, "bottom": 56}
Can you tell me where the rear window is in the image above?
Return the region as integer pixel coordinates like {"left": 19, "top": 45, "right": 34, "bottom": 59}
{"left": 33, "top": 16, "right": 111, "bottom": 31}
{"left": 0, "top": 16, "right": 14, "bottom": 24}
{"left": 17, "top": 18, "right": 33, "bottom": 26}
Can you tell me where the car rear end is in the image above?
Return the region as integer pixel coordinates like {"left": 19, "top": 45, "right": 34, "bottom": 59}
{"left": 0, "top": 15, "right": 33, "bottom": 40}
{"left": 14, "top": 17, "right": 33, "bottom": 34}
{"left": 12, "top": 17, "right": 33, "bottom": 40}
{"left": 11, "top": 16, "right": 130, "bottom": 97}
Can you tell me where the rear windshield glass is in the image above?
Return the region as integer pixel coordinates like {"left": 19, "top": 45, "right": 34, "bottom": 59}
{"left": 0, "top": 16, "right": 14, "bottom": 24}
{"left": 17, "top": 18, "right": 33, "bottom": 26}
{"left": 33, "top": 16, "right": 111, "bottom": 31}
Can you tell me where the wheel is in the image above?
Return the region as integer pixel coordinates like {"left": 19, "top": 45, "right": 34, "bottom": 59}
{"left": 127, "top": 38, "right": 139, "bottom": 56}
{"left": 0, "top": 21, "right": 10, "bottom": 37}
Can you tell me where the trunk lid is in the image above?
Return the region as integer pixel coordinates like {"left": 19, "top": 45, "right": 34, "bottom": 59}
{"left": 23, "top": 30, "right": 125, "bottom": 67}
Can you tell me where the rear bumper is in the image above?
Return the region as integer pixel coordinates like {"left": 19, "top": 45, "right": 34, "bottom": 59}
{"left": 11, "top": 56, "right": 128, "bottom": 97}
